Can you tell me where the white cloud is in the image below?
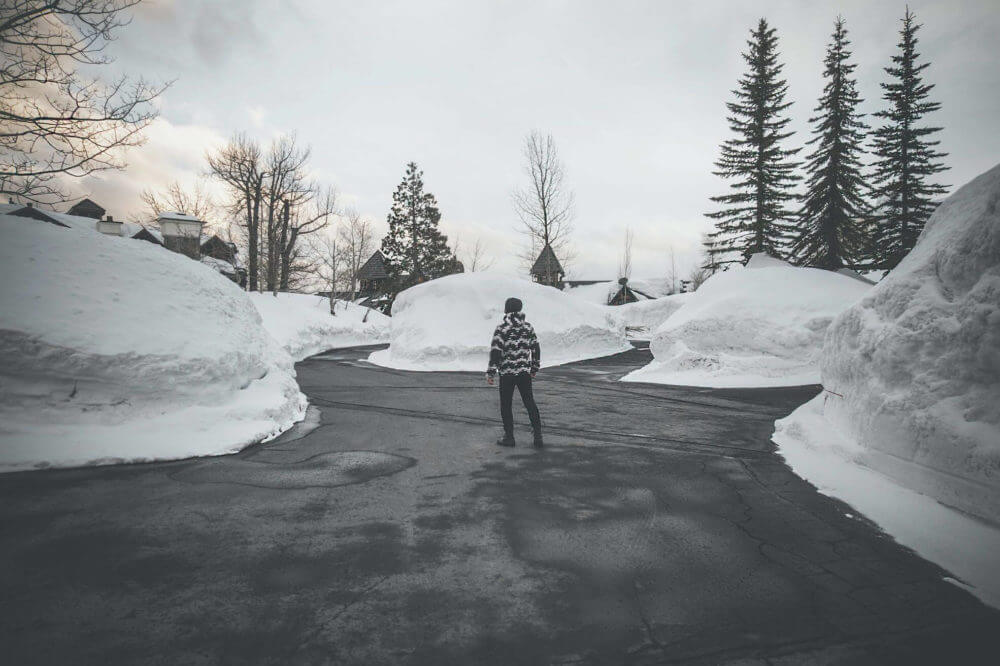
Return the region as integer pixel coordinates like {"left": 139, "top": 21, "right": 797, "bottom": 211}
{"left": 66, "top": 118, "right": 227, "bottom": 221}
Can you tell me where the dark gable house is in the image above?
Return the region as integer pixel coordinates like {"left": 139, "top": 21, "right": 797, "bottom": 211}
{"left": 358, "top": 250, "right": 389, "bottom": 296}
{"left": 201, "top": 234, "right": 238, "bottom": 264}
{"left": 530, "top": 243, "right": 565, "bottom": 288}
{"left": 608, "top": 278, "right": 651, "bottom": 305}
{"left": 66, "top": 198, "right": 105, "bottom": 219}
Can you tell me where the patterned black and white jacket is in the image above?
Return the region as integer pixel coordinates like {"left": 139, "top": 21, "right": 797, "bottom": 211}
{"left": 487, "top": 311, "right": 541, "bottom": 377}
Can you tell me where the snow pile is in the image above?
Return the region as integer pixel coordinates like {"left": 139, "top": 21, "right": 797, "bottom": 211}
{"left": 249, "top": 292, "right": 390, "bottom": 361}
{"left": 0, "top": 214, "right": 306, "bottom": 472}
{"left": 614, "top": 293, "right": 694, "bottom": 337}
{"left": 564, "top": 281, "right": 619, "bottom": 305}
{"left": 776, "top": 163, "right": 1000, "bottom": 527}
{"left": 623, "top": 255, "right": 870, "bottom": 387}
{"left": 369, "top": 272, "right": 630, "bottom": 371}
{"left": 628, "top": 277, "right": 675, "bottom": 299}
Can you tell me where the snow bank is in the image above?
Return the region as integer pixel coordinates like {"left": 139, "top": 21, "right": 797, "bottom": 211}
{"left": 0, "top": 214, "right": 306, "bottom": 472}
{"left": 564, "top": 281, "right": 618, "bottom": 305}
{"left": 622, "top": 255, "right": 870, "bottom": 387}
{"left": 614, "top": 293, "right": 693, "bottom": 338}
{"left": 777, "top": 162, "right": 1000, "bottom": 526}
{"left": 369, "top": 272, "right": 630, "bottom": 371}
{"left": 773, "top": 397, "right": 1000, "bottom": 608}
{"left": 249, "top": 292, "right": 390, "bottom": 361}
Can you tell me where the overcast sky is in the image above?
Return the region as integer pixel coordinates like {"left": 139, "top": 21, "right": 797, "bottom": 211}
{"left": 76, "top": 0, "right": 1000, "bottom": 280}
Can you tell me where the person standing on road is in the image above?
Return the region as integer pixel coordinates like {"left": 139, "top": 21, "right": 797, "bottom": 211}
{"left": 486, "top": 297, "right": 543, "bottom": 448}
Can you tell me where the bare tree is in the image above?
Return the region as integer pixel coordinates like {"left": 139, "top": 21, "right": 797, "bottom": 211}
{"left": 666, "top": 246, "right": 679, "bottom": 295}
{"left": 140, "top": 180, "right": 218, "bottom": 229}
{"left": 511, "top": 131, "right": 574, "bottom": 278}
{"left": 618, "top": 228, "right": 634, "bottom": 281}
{"left": 207, "top": 133, "right": 334, "bottom": 292}
{"left": 687, "top": 265, "right": 710, "bottom": 292}
{"left": 207, "top": 133, "right": 265, "bottom": 291}
{"left": 309, "top": 231, "right": 342, "bottom": 314}
{"left": 336, "top": 207, "right": 375, "bottom": 299}
{"left": 453, "top": 234, "right": 495, "bottom": 272}
{"left": 1, "top": 0, "right": 168, "bottom": 204}
{"left": 264, "top": 135, "right": 310, "bottom": 291}
{"left": 280, "top": 183, "right": 336, "bottom": 290}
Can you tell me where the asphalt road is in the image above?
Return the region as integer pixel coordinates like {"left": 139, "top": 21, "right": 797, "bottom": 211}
{"left": 1, "top": 344, "right": 998, "bottom": 665}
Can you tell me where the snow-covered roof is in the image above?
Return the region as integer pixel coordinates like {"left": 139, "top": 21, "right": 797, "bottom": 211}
{"left": 200, "top": 255, "right": 237, "bottom": 275}
{"left": 158, "top": 211, "right": 203, "bottom": 223}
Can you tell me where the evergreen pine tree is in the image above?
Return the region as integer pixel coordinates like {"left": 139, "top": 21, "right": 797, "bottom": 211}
{"left": 791, "top": 18, "right": 868, "bottom": 269}
{"left": 705, "top": 18, "right": 800, "bottom": 268}
{"left": 380, "top": 162, "right": 458, "bottom": 298}
{"left": 868, "top": 8, "right": 948, "bottom": 271}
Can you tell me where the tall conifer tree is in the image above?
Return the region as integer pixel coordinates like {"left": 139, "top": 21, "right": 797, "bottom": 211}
{"left": 791, "top": 18, "right": 868, "bottom": 269}
{"left": 868, "top": 8, "right": 948, "bottom": 271}
{"left": 380, "top": 162, "right": 458, "bottom": 298}
{"left": 705, "top": 18, "right": 800, "bottom": 268}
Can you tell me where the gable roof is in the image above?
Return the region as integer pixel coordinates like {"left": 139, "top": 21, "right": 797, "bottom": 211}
{"left": 66, "top": 198, "right": 105, "bottom": 219}
{"left": 158, "top": 211, "right": 202, "bottom": 222}
{"left": 358, "top": 250, "right": 389, "bottom": 280}
{"left": 531, "top": 243, "right": 564, "bottom": 276}
{"left": 9, "top": 206, "right": 69, "bottom": 227}
{"left": 131, "top": 226, "right": 163, "bottom": 244}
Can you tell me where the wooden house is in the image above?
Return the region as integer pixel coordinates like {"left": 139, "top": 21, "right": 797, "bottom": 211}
{"left": 66, "top": 198, "right": 105, "bottom": 219}
{"left": 609, "top": 278, "right": 642, "bottom": 305}
{"left": 131, "top": 226, "right": 163, "bottom": 245}
{"left": 530, "top": 243, "right": 565, "bottom": 288}
{"left": 358, "top": 250, "right": 389, "bottom": 296}
{"left": 8, "top": 204, "right": 68, "bottom": 227}
{"left": 201, "top": 235, "right": 237, "bottom": 264}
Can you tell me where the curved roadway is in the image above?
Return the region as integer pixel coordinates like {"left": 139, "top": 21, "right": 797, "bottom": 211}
{"left": 1, "top": 344, "right": 997, "bottom": 664}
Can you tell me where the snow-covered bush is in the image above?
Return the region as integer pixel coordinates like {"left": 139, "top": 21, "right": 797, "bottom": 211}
{"left": 0, "top": 214, "right": 306, "bottom": 471}
{"left": 623, "top": 254, "right": 870, "bottom": 387}
{"left": 249, "top": 292, "right": 389, "bottom": 361}
{"left": 368, "top": 272, "right": 630, "bottom": 371}
{"left": 778, "top": 163, "right": 1000, "bottom": 522}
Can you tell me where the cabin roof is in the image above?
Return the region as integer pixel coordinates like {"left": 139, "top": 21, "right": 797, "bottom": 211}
{"left": 358, "top": 250, "right": 389, "bottom": 280}
{"left": 530, "top": 243, "right": 564, "bottom": 276}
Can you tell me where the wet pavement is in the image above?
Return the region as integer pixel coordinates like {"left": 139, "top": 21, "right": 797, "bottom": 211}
{"left": 1, "top": 344, "right": 998, "bottom": 664}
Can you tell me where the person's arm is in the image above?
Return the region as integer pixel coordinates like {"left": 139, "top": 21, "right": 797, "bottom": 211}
{"left": 486, "top": 325, "right": 504, "bottom": 382}
{"left": 529, "top": 325, "right": 540, "bottom": 376}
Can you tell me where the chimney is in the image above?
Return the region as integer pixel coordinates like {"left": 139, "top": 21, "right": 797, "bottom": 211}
{"left": 96, "top": 213, "right": 124, "bottom": 236}
{"left": 158, "top": 211, "right": 204, "bottom": 259}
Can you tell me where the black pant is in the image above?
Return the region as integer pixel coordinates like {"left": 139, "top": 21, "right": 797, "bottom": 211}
{"left": 499, "top": 373, "right": 541, "bottom": 436}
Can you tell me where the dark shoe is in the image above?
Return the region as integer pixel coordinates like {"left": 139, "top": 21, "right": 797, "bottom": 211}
{"left": 532, "top": 432, "right": 543, "bottom": 448}
{"left": 496, "top": 435, "right": 515, "bottom": 448}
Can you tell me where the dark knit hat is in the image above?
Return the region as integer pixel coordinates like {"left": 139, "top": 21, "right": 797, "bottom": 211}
{"left": 504, "top": 297, "right": 523, "bottom": 313}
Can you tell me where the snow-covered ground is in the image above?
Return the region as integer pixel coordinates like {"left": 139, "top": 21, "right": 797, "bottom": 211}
{"left": 0, "top": 213, "right": 306, "bottom": 472}
{"left": 249, "top": 292, "right": 389, "bottom": 361}
{"left": 369, "top": 272, "right": 631, "bottom": 371}
{"left": 622, "top": 254, "right": 870, "bottom": 387}
{"left": 774, "top": 163, "right": 1000, "bottom": 607}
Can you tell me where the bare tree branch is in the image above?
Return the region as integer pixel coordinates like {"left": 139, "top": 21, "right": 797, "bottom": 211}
{"left": 1, "top": 0, "right": 169, "bottom": 204}
{"left": 511, "top": 130, "right": 574, "bottom": 275}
